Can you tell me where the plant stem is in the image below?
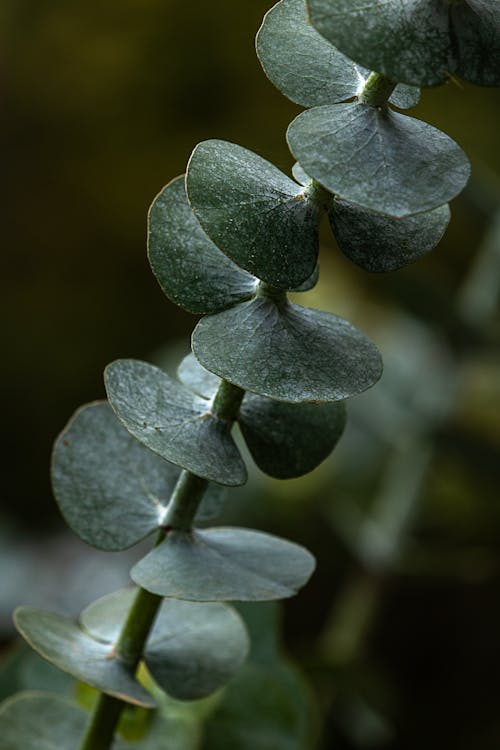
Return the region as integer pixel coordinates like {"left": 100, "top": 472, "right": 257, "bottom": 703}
{"left": 78, "top": 376, "right": 245, "bottom": 750}
{"left": 358, "top": 71, "right": 397, "bottom": 107}
{"left": 79, "top": 694, "right": 126, "bottom": 750}
{"left": 211, "top": 377, "right": 245, "bottom": 420}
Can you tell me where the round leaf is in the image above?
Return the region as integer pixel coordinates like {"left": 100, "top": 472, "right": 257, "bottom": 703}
{"left": 306, "top": 0, "right": 500, "bottom": 87}
{"left": 148, "top": 176, "right": 256, "bottom": 314}
{"left": 192, "top": 296, "right": 382, "bottom": 403}
{"left": 132, "top": 527, "right": 316, "bottom": 601}
{"left": 52, "top": 402, "right": 226, "bottom": 551}
{"left": 177, "top": 354, "right": 220, "bottom": 400}
{"left": 105, "top": 360, "right": 247, "bottom": 487}
{"left": 389, "top": 84, "right": 421, "bottom": 110}
{"left": 256, "top": 0, "right": 364, "bottom": 107}
{"left": 81, "top": 589, "right": 249, "bottom": 701}
{"left": 186, "top": 140, "right": 321, "bottom": 289}
{"left": 257, "top": 0, "right": 420, "bottom": 109}
{"left": 239, "top": 396, "right": 346, "bottom": 479}
{"left": 0, "top": 692, "right": 130, "bottom": 750}
{"left": 329, "top": 199, "right": 451, "bottom": 272}
{"left": 13, "top": 608, "right": 155, "bottom": 707}
{"left": 287, "top": 102, "right": 470, "bottom": 218}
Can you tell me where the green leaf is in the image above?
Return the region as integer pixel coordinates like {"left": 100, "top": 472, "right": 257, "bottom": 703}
{"left": 52, "top": 402, "right": 225, "bottom": 551}
{"left": 148, "top": 176, "right": 256, "bottom": 314}
{"left": 239, "top": 396, "right": 346, "bottom": 478}
{"left": 126, "top": 711, "right": 201, "bottom": 750}
{"left": 329, "top": 199, "right": 451, "bottom": 272}
{"left": 132, "top": 527, "right": 316, "bottom": 601}
{"left": 192, "top": 296, "right": 382, "bottom": 403}
{"left": 306, "top": 0, "right": 500, "bottom": 87}
{"left": 257, "top": 0, "right": 419, "bottom": 109}
{"left": 186, "top": 140, "right": 321, "bottom": 289}
{"left": 81, "top": 589, "right": 249, "bottom": 701}
{"left": 177, "top": 354, "right": 220, "bottom": 400}
{"left": 13, "top": 609, "right": 155, "bottom": 707}
{"left": 287, "top": 102, "right": 470, "bottom": 218}
{"left": 177, "top": 354, "right": 344, "bottom": 478}
{"left": 389, "top": 84, "right": 420, "bottom": 110}
{"left": 105, "top": 360, "right": 246, "bottom": 487}
{"left": 0, "top": 692, "right": 125, "bottom": 750}
{"left": 203, "top": 662, "right": 315, "bottom": 750}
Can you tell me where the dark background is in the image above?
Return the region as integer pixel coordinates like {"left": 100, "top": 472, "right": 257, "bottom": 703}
{"left": 2, "top": 2, "right": 500, "bottom": 748}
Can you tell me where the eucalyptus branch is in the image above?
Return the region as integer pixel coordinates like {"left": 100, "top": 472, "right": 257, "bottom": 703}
{"left": 2, "top": 0, "right": 499, "bottom": 748}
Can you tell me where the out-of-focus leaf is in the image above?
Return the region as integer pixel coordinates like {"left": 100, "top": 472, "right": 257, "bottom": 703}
{"left": 0, "top": 692, "right": 118, "bottom": 750}
{"left": 81, "top": 589, "right": 249, "bottom": 701}
{"left": 13, "top": 608, "right": 155, "bottom": 707}
{"left": 203, "top": 662, "right": 315, "bottom": 750}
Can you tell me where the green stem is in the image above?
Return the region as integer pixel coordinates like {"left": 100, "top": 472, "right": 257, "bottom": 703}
{"left": 79, "top": 694, "right": 126, "bottom": 750}
{"left": 78, "top": 375, "right": 246, "bottom": 750}
{"left": 358, "top": 71, "right": 397, "bottom": 107}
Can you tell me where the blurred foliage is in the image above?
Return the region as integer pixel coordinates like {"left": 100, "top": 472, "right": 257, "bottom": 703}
{"left": 2, "top": 1, "right": 500, "bottom": 749}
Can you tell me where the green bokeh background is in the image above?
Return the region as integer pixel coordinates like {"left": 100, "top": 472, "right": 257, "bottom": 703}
{"left": 2, "top": 2, "right": 500, "bottom": 748}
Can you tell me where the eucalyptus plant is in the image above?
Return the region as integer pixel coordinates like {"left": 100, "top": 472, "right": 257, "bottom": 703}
{"left": 2, "top": 1, "right": 499, "bottom": 748}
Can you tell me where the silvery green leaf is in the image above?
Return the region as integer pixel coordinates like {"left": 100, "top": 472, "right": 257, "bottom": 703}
{"left": 186, "top": 140, "right": 321, "bottom": 289}
{"left": 291, "top": 162, "right": 311, "bottom": 187}
{"left": 51, "top": 402, "right": 226, "bottom": 551}
{"left": 132, "top": 527, "right": 316, "bottom": 602}
{"left": 13, "top": 609, "right": 155, "bottom": 707}
{"left": 239, "top": 396, "right": 346, "bottom": 478}
{"left": 329, "top": 199, "right": 451, "bottom": 272}
{"left": 307, "top": 0, "right": 500, "bottom": 87}
{"left": 177, "top": 354, "right": 221, "bottom": 400}
{"left": 148, "top": 177, "right": 255, "bottom": 314}
{"left": 287, "top": 102, "right": 470, "bottom": 217}
{"left": 389, "top": 84, "right": 420, "bottom": 110}
{"left": 0, "top": 692, "right": 130, "bottom": 750}
{"left": 192, "top": 296, "right": 382, "bottom": 403}
{"left": 105, "top": 360, "right": 246, "bottom": 487}
{"left": 292, "top": 263, "right": 319, "bottom": 292}
{"left": 81, "top": 589, "right": 249, "bottom": 701}
{"left": 257, "top": 0, "right": 420, "bottom": 109}
{"left": 204, "top": 662, "right": 314, "bottom": 750}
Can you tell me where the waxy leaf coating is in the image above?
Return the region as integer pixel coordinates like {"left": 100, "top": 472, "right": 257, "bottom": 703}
{"left": 287, "top": 102, "right": 470, "bottom": 218}
{"left": 186, "top": 140, "right": 321, "bottom": 289}
{"left": 52, "top": 402, "right": 226, "bottom": 551}
{"left": 178, "top": 354, "right": 347, "bottom": 478}
{"left": 0, "top": 692, "right": 129, "bottom": 750}
{"left": 307, "top": 0, "right": 500, "bottom": 87}
{"left": 148, "top": 176, "right": 256, "bottom": 314}
{"left": 81, "top": 589, "right": 249, "bottom": 701}
{"left": 192, "top": 295, "right": 382, "bottom": 403}
{"left": 132, "top": 527, "right": 316, "bottom": 601}
{"left": 257, "top": 0, "right": 419, "bottom": 109}
{"left": 13, "top": 609, "right": 155, "bottom": 707}
{"left": 239, "top": 396, "right": 346, "bottom": 478}
{"left": 105, "top": 360, "right": 246, "bottom": 487}
{"left": 329, "top": 199, "right": 451, "bottom": 272}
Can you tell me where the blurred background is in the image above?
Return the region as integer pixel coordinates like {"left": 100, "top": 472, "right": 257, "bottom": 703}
{"left": 2, "top": 1, "right": 500, "bottom": 748}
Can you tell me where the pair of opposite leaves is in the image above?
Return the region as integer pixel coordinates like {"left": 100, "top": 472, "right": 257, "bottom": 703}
{"left": 255, "top": 0, "right": 471, "bottom": 219}
{"left": 305, "top": 0, "right": 500, "bottom": 88}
